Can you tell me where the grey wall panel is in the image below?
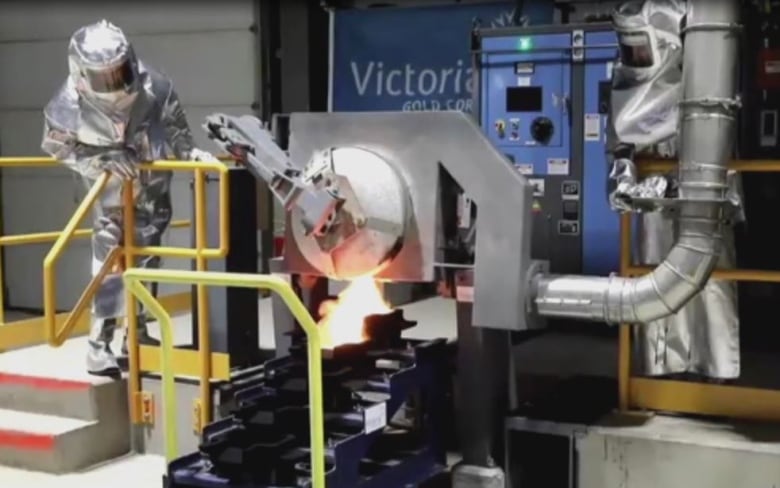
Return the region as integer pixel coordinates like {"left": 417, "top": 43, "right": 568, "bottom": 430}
{"left": 0, "top": 32, "right": 256, "bottom": 110}
{"left": 0, "top": 0, "right": 253, "bottom": 41}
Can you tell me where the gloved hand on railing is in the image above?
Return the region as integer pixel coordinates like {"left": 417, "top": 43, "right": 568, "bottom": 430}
{"left": 95, "top": 217, "right": 166, "bottom": 250}
{"left": 94, "top": 217, "right": 123, "bottom": 251}
{"left": 95, "top": 148, "right": 140, "bottom": 180}
{"left": 190, "top": 148, "right": 221, "bottom": 163}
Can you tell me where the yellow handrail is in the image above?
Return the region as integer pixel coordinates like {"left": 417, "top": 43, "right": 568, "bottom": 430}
{"left": 0, "top": 220, "right": 189, "bottom": 247}
{"left": 42, "top": 159, "right": 229, "bottom": 361}
{"left": 0, "top": 156, "right": 187, "bottom": 331}
{"left": 637, "top": 158, "right": 780, "bottom": 174}
{"left": 0, "top": 156, "right": 235, "bottom": 167}
{"left": 43, "top": 172, "right": 111, "bottom": 346}
{"left": 0, "top": 157, "right": 60, "bottom": 167}
{"left": 123, "top": 268, "right": 326, "bottom": 488}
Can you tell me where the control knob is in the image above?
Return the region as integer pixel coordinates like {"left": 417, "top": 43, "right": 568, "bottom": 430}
{"left": 530, "top": 117, "right": 554, "bottom": 144}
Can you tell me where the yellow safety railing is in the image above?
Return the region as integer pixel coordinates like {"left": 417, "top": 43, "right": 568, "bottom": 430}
{"left": 123, "top": 268, "right": 326, "bottom": 488}
{"left": 42, "top": 171, "right": 111, "bottom": 345}
{"left": 0, "top": 156, "right": 188, "bottom": 335}
{"left": 40, "top": 159, "right": 230, "bottom": 427}
{"left": 618, "top": 158, "right": 780, "bottom": 421}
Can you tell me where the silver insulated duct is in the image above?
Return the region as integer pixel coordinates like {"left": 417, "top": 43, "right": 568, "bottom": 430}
{"left": 532, "top": 0, "right": 741, "bottom": 324}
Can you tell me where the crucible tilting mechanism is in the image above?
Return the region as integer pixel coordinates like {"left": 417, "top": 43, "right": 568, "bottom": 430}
{"left": 203, "top": 111, "right": 542, "bottom": 486}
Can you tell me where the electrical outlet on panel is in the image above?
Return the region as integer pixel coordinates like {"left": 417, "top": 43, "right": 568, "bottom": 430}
{"left": 458, "top": 194, "right": 473, "bottom": 229}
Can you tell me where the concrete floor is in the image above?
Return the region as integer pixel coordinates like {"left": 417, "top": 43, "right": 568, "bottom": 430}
{"left": 0, "top": 453, "right": 165, "bottom": 488}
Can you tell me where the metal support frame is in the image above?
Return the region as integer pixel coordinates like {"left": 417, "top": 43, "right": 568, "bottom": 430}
{"left": 454, "top": 269, "right": 513, "bottom": 472}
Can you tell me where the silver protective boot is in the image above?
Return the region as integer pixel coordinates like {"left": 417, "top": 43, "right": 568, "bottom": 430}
{"left": 87, "top": 317, "right": 120, "bottom": 376}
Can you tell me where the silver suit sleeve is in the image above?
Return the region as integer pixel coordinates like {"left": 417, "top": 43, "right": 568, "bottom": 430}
{"left": 42, "top": 112, "right": 132, "bottom": 180}
{"left": 160, "top": 86, "right": 196, "bottom": 161}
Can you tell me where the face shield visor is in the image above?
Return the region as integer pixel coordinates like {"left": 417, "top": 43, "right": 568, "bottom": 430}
{"left": 82, "top": 58, "right": 136, "bottom": 94}
{"left": 68, "top": 20, "right": 141, "bottom": 111}
{"left": 608, "top": 0, "right": 686, "bottom": 150}
{"left": 618, "top": 28, "right": 656, "bottom": 69}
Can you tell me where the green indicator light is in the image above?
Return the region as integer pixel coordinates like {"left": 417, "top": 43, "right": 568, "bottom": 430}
{"left": 518, "top": 37, "right": 533, "bottom": 51}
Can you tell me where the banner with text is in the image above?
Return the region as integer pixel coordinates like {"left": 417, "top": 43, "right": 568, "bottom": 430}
{"left": 331, "top": 2, "right": 555, "bottom": 113}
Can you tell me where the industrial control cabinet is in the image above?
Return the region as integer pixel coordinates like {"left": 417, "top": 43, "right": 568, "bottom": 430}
{"left": 473, "top": 23, "right": 620, "bottom": 276}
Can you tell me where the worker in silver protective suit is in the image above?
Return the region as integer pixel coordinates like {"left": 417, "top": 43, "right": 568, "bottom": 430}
{"left": 41, "top": 20, "right": 219, "bottom": 376}
{"left": 607, "top": 0, "right": 744, "bottom": 380}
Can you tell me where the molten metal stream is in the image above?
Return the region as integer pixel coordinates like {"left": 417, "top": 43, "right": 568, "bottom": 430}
{"left": 317, "top": 276, "right": 391, "bottom": 349}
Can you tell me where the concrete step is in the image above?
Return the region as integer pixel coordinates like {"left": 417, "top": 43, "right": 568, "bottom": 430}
{"left": 0, "top": 338, "right": 131, "bottom": 422}
{"left": 0, "top": 372, "right": 130, "bottom": 423}
{"left": 0, "top": 372, "right": 103, "bottom": 421}
{"left": 0, "top": 408, "right": 130, "bottom": 474}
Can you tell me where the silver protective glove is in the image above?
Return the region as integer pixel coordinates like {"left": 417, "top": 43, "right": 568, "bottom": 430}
{"left": 94, "top": 217, "right": 122, "bottom": 251}
{"left": 190, "top": 148, "right": 220, "bottom": 163}
{"left": 95, "top": 217, "right": 163, "bottom": 250}
{"left": 608, "top": 157, "right": 670, "bottom": 212}
{"left": 95, "top": 148, "right": 139, "bottom": 180}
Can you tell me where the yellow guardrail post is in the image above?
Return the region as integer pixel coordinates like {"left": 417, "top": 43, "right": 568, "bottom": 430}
{"left": 123, "top": 268, "right": 325, "bottom": 488}
{"left": 122, "top": 159, "right": 229, "bottom": 426}
{"left": 123, "top": 178, "right": 142, "bottom": 423}
{"left": 193, "top": 167, "right": 210, "bottom": 431}
{"left": 126, "top": 275, "right": 179, "bottom": 461}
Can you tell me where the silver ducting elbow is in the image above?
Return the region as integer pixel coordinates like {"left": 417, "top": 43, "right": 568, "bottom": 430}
{"left": 533, "top": 0, "right": 740, "bottom": 325}
{"left": 533, "top": 218, "right": 723, "bottom": 323}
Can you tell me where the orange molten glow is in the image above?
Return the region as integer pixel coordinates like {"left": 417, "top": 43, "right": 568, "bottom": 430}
{"left": 318, "top": 276, "right": 391, "bottom": 349}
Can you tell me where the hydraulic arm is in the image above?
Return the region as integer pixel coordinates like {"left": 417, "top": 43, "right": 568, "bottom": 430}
{"left": 204, "top": 113, "right": 344, "bottom": 237}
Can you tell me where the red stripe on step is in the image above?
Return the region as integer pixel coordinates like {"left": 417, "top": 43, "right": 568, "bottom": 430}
{"left": 0, "top": 429, "right": 55, "bottom": 451}
{"left": 0, "top": 373, "right": 91, "bottom": 391}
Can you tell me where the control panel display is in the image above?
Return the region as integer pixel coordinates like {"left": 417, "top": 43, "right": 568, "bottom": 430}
{"left": 506, "top": 86, "right": 543, "bottom": 112}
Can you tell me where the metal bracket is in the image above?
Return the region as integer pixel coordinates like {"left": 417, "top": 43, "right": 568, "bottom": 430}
{"left": 625, "top": 196, "right": 732, "bottom": 210}
{"left": 140, "top": 391, "right": 155, "bottom": 426}
{"left": 571, "top": 30, "right": 584, "bottom": 63}
{"left": 193, "top": 399, "right": 203, "bottom": 434}
{"left": 526, "top": 260, "right": 549, "bottom": 330}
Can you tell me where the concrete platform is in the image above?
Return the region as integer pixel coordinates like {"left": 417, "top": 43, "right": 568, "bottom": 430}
{"left": 578, "top": 414, "right": 780, "bottom": 488}
{"left": 0, "top": 453, "right": 166, "bottom": 488}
